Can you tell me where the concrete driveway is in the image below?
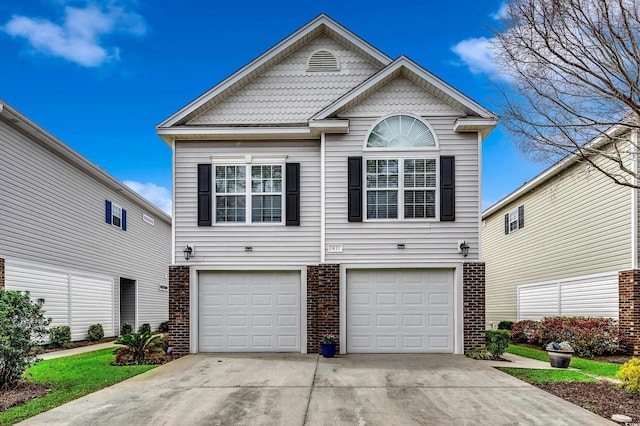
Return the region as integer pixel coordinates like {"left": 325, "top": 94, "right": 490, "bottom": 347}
{"left": 20, "top": 354, "right": 614, "bottom": 425}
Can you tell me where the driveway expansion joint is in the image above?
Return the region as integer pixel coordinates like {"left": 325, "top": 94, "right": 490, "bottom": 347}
{"left": 302, "top": 354, "right": 319, "bottom": 425}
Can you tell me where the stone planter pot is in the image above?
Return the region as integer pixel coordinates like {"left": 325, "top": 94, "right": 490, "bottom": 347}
{"left": 547, "top": 350, "right": 573, "bottom": 368}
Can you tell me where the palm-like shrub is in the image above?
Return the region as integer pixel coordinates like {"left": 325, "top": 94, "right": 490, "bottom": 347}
{"left": 113, "top": 331, "right": 163, "bottom": 365}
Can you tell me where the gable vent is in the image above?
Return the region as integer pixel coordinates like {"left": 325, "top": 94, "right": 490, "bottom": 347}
{"left": 308, "top": 50, "right": 339, "bottom": 72}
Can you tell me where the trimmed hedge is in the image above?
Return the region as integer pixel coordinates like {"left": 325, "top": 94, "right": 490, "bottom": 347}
{"left": 486, "top": 330, "right": 510, "bottom": 356}
{"left": 511, "top": 316, "right": 627, "bottom": 357}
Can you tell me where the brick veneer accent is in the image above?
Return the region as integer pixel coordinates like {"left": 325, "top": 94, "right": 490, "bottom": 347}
{"left": 0, "top": 258, "right": 4, "bottom": 290}
{"left": 307, "top": 264, "right": 340, "bottom": 353}
{"left": 619, "top": 270, "right": 640, "bottom": 356}
{"left": 169, "top": 265, "right": 190, "bottom": 357}
{"left": 463, "top": 262, "right": 486, "bottom": 353}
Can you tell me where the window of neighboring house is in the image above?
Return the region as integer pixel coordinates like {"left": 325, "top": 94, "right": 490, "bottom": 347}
{"left": 112, "top": 204, "right": 122, "bottom": 228}
{"left": 214, "top": 164, "right": 283, "bottom": 224}
{"left": 365, "top": 158, "right": 437, "bottom": 220}
{"left": 105, "top": 200, "right": 126, "bottom": 231}
{"left": 504, "top": 205, "right": 525, "bottom": 234}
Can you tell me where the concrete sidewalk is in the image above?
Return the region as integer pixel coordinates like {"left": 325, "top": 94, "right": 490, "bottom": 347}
{"left": 19, "top": 353, "right": 614, "bottom": 425}
{"left": 38, "top": 341, "right": 117, "bottom": 360}
{"left": 486, "top": 352, "right": 579, "bottom": 370}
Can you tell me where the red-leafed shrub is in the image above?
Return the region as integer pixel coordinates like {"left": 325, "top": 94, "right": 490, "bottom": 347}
{"left": 510, "top": 320, "right": 541, "bottom": 344}
{"left": 538, "top": 316, "right": 627, "bottom": 357}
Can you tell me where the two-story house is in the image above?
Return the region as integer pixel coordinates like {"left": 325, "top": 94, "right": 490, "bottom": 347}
{"left": 157, "top": 15, "right": 497, "bottom": 355}
{"left": 483, "top": 125, "right": 640, "bottom": 355}
{"left": 0, "top": 100, "right": 171, "bottom": 340}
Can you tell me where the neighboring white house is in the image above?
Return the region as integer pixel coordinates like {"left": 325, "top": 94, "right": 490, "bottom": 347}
{"left": 482, "top": 127, "right": 639, "bottom": 329}
{"left": 157, "top": 15, "right": 497, "bottom": 356}
{"left": 0, "top": 100, "right": 172, "bottom": 340}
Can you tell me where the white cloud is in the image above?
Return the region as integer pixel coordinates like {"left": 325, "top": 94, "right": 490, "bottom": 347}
{"left": 124, "top": 181, "right": 172, "bottom": 216}
{"left": 3, "top": 1, "right": 146, "bottom": 67}
{"left": 451, "top": 37, "right": 505, "bottom": 78}
{"left": 491, "top": 2, "right": 510, "bottom": 20}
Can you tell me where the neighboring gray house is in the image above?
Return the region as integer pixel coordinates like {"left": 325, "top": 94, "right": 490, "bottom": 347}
{"left": 157, "top": 15, "right": 497, "bottom": 355}
{"left": 482, "top": 127, "right": 640, "bottom": 355}
{"left": 0, "top": 100, "right": 171, "bottom": 340}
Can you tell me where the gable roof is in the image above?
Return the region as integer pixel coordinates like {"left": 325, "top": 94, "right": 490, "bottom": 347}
{"left": 0, "top": 100, "right": 171, "bottom": 224}
{"left": 156, "top": 14, "right": 392, "bottom": 130}
{"left": 312, "top": 56, "right": 496, "bottom": 121}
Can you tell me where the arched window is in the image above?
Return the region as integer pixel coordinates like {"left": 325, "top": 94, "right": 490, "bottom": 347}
{"left": 366, "top": 115, "right": 436, "bottom": 148}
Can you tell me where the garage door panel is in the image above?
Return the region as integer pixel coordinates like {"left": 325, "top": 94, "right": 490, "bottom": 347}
{"left": 347, "top": 269, "right": 454, "bottom": 353}
{"left": 199, "top": 271, "right": 300, "bottom": 352}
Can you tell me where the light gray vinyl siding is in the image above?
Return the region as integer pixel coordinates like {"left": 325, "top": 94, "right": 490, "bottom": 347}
{"left": 174, "top": 140, "right": 321, "bottom": 265}
{"left": 325, "top": 116, "right": 480, "bottom": 263}
{"left": 483, "top": 151, "right": 632, "bottom": 325}
{"left": 0, "top": 117, "right": 171, "bottom": 334}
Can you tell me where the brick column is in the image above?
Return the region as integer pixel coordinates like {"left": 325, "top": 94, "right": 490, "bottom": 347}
{"left": 0, "top": 258, "right": 4, "bottom": 290}
{"left": 463, "top": 262, "right": 486, "bottom": 353}
{"left": 169, "top": 265, "right": 190, "bottom": 357}
{"left": 619, "top": 270, "right": 640, "bottom": 356}
{"left": 307, "top": 264, "right": 340, "bottom": 353}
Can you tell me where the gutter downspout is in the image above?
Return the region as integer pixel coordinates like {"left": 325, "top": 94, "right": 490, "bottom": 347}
{"left": 632, "top": 129, "right": 638, "bottom": 269}
{"left": 321, "top": 132, "right": 326, "bottom": 264}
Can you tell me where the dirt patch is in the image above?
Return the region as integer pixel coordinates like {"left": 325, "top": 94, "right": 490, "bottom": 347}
{"left": 537, "top": 381, "right": 640, "bottom": 422}
{"left": 0, "top": 382, "right": 50, "bottom": 412}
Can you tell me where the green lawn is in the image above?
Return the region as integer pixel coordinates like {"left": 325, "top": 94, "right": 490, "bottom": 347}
{"left": 502, "top": 344, "right": 622, "bottom": 384}
{"left": 0, "top": 348, "right": 156, "bottom": 426}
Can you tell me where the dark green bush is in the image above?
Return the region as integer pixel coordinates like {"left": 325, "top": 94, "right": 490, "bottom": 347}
{"left": 120, "top": 322, "right": 133, "bottom": 336}
{"left": 0, "top": 290, "right": 50, "bottom": 390}
{"left": 49, "top": 325, "right": 71, "bottom": 348}
{"left": 138, "top": 323, "right": 151, "bottom": 334}
{"left": 87, "top": 323, "right": 104, "bottom": 342}
{"left": 486, "top": 330, "right": 510, "bottom": 356}
{"left": 157, "top": 321, "right": 169, "bottom": 332}
{"left": 497, "top": 321, "right": 514, "bottom": 331}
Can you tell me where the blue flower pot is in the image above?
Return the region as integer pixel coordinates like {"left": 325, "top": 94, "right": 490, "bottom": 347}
{"left": 320, "top": 342, "right": 337, "bottom": 358}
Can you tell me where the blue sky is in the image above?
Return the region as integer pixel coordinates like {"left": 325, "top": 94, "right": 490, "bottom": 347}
{"left": 0, "top": 0, "right": 548, "bottom": 215}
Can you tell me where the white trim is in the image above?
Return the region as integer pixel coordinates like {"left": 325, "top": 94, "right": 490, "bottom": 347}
{"left": 362, "top": 113, "right": 439, "bottom": 151}
{"left": 453, "top": 118, "right": 499, "bottom": 139}
{"left": 189, "top": 265, "right": 308, "bottom": 354}
{"left": 171, "top": 140, "right": 176, "bottom": 264}
{"left": 321, "top": 132, "right": 326, "bottom": 263}
{"left": 339, "top": 262, "right": 464, "bottom": 355}
{"left": 632, "top": 129, "right": 638, "bottom": 269}
{"left": 157, "top": 126, "right": 314, "bottom": 142}
{"left": 477, "top": 132, "right": 483, "bottom": 260}
{"left": 209, "top": 154, "right": 288, "bottom": 164}
{"left": 308, "top": 119, "right": 349, "bottom": 133}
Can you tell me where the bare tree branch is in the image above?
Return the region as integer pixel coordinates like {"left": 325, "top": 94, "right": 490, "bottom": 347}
{"left": 493, "top": 0, "right": 640, "bottom": 188}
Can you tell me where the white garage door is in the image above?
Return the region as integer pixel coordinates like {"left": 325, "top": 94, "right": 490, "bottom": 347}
{"left": 199, "top": 271, "right": 301, "bottom": 352}
{"left": 347, "top": 269, "right": 454, "bottom": 353}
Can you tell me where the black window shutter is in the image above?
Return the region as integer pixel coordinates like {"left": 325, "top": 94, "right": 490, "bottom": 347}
{"left": 197, "top": 164, "right": 212, "bottom": 226}
{"left": 440, "top": 156, "right": 455, "bottom": 221}
{"left": 105, "top": 200, "right": 112, "bottom": 224}
{"left": 504, "top": 214, "right": 510, "bottom": 235}
{"left": 286, "top": 163, "right": 300, "bottom": 226}
{"left": 348, "top": 156, "right": 363, "bottom": 222}
{"left": 518, "top": 205, "right": 525, "bottom": 229}
{"left": 122, "top": 209, "right": 127, "bottom": 231}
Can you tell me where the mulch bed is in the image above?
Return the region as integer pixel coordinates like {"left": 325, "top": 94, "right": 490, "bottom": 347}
{"left": 41, "top": 336, "right": 117, "bottom": 353}
{"left": 0, "top": 382, "right": 50, "bottom": 413}
{"left": 536, "top": 381, "right": 640, "bottom": 422}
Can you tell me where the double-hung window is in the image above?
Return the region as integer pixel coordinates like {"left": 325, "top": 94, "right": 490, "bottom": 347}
{"left": 366, "top": 158, "right": 437, "bottom": 220}
{"left": 214, "top": 164, "right": 283, "bottom": 224}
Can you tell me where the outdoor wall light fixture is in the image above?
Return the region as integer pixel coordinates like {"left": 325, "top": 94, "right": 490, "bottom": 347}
{"left": 459, "top": 241, "right": 470, "bottom": 257}
{"left": 183, "top": 245, "right": 193, "bottom": 261}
